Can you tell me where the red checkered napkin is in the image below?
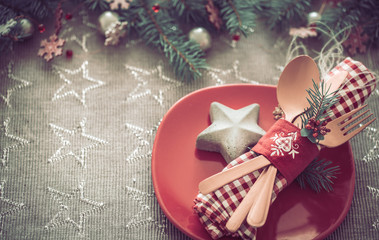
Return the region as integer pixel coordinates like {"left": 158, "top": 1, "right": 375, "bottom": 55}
{"left": 193, "top": 58, "right": 376, "bottom": 240}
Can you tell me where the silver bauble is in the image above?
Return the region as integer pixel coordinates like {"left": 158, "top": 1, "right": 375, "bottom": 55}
{"left": 16, "top": 18, "right": 35, "bottom": 40}
{"left": 307, "top": 12, "right": 321, "bottom": 25}
{"left": 98, "top": 11, "right": 120, "bottom": 35}
{"left": 188, "top": 27, "right": 212, "bottom": 51}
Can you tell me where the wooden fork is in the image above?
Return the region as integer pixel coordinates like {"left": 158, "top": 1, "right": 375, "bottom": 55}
{"left": 318, "top": 104, "right": 376, "bottom": 147}
{"left": 245, "top": 104, "right": 376, "bottom": 228}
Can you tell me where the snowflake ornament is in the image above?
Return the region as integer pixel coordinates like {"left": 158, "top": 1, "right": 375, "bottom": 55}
{"left": 289, "top": 27, "right": 317, "bottom": 39}
{"left": 342, "top": 26, "right": 369, "bottom": 56}
{"left": 106, "top": 0, "right": 132, "bottom": 10}
{"left": 205, "top": 0, "right": 222, "bottom": 30}
{"left": 104, "top": 21, "right": 128, "bottom": 46}
{"left": 38, "top": 34, "right": 65, "bottom": 62}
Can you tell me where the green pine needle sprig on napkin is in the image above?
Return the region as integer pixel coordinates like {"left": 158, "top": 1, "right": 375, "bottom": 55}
{"left": 300, "top": 79, "right": 340, "bottom": 144}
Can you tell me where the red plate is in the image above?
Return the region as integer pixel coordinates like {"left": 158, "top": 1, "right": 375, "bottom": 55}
{"left": 152, "top": 84, "right": 355, "bottom": 240}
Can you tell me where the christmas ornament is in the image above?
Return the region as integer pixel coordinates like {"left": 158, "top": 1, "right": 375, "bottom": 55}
{"left": 205, "top": 0, "right": 222, "bottom": 30}
{"left": 66, "top": 49, "right": 73, "bottom": 58}
{"left": 188, "top": 27, "right": 212, "bottom": 51}
{"left": 342, "top": 26, "right": 369, "bottom": 55}
{"left": 104, "top": 21, "right": 128, "bottom": 46}
{"left": 14, "top": 18, "right": 35, "bottom": 41}
{"left": 38, "top": 24, "right": 46, "bottom": 33}
{"left": 272, "top": 106, "right": 284, "bottom": 120}
{"left": 307, "top": 12, "right": 321, "bottom": 25}
{"left": 152, "top": 4, "right": 160, "bottom": 13}
{"left": 98, "top": 11, "right": 120, "bottom": 35}
{"left": 289, "top": 27, "right": 317, "bottom": 38}
{"left": 196, "top": 102, "right": 265, "bottom": 163}
{"left": 65, "top": 13, "right": 73, "bottom": 20}
{"left": 106, "top": 0, "right": 132, "bottom": 10}
{"left": 38, "top": 34, "right": 65, "bottom": 62}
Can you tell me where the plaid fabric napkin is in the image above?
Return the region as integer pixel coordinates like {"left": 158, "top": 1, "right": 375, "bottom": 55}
{"left": 193, "top": 57, "right": 377, "bottom": 240}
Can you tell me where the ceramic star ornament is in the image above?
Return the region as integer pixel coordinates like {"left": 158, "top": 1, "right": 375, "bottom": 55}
{"left": 196, "top": 102, "right": 265, "bottom": 163}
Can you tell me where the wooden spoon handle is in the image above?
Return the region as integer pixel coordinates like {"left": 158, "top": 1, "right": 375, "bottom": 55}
{"left": 247, "top": 165, "right": 277, "bottom": 227}
{"left": 226, "top": 165, "right": 270, "bottom": 232}
{"left": 198, "top": 155, "right": 271, "bottom": 195}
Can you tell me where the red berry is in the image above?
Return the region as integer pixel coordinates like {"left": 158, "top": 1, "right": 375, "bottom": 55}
{"left": 315, "top": 120, "right": 320, "bottom": 126}
{"left": 322, "top": 121, "right": 327, "bottom": 126}
{"left": 152, "top": 4, "right": 160, "bottom": 12}
{"left": 66, "top": 50, "right": 73, "bottom": 58}
{"left": 312, "top": 132, "right": 318, "bottom": 138}
{"left": 232, "top": 34, "right": 240, "bottom": 41}
{"left": 313, "top": 128, "right": 318, "bottom": 132}
{"left": 65, "top": 13, "right": 73, "bottom": 20}
{"left": 305, "top": 124, "right": 313, "bottom": 130}
{"left": 38, "top": 24, "right": 46, "bottom": 33}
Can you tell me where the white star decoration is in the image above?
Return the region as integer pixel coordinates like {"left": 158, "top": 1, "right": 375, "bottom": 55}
{"left": 125, "top": 64, "right": 183, "bottom": 107}
{"left": 125, "top": 122, "right": 160, "bottom": 164}
{"left": 48, "top": 117, "right": 108, "bottom": 168}
{"left": 0, "top": 180, "right": 25, "bottom": 235}
{"left": 207, "top": 60, "right": 260, "bottom": 86}
{"left": 0, "top": 62, "right": 31, "bottom": 108}
{"left": 45, "top": 181, "right": 105, "bottom": 234}
{"left": 196, "top": 102, "right": 265, "bottom": 163}
{"left": 52, "top": 61, "right": 104, "bottom": 107}
{"left": 125, "top": 186, "right": 166, "bottom": 237}
{"left": 367, "top": 186, "right": 379, "bottom": 230}
{"left": 0, "top": 118, "right": 29, "bottom": 167}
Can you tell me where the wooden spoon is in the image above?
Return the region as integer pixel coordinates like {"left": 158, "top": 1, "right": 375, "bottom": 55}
{"left": 247, "top": 68, "right": 348, "bottom": 227}
{"left": 226, "top": 55, "right": 320, "bottom": 232}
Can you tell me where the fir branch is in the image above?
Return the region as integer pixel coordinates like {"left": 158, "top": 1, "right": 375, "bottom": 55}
{"left": 170, "top": 0, "right": 211, "bottom": 27}
{"left": 296, "top": 157, "right": 340, "bottom": 192}
{"left": 134, "top": 0, "right": 207, "bottom": 80}
{"left": 215, "top": 0, "right": 256, "bottom": 36}
{"left": 83, "top": 0, "right": 110, "bottom": 11}
{"left": 259, "top": 0, "right": 312, "bottom": 31}
{"left": 300, "top": 79, "right": 340, "bottom": 143}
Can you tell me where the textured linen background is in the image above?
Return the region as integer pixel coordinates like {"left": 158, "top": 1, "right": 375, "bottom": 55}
{"left": 1, "top": 8, "right": 379, "bottom": 240}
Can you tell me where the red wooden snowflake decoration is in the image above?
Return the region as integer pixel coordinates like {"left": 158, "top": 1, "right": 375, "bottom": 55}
{"left": 38, "top": 34, "right": 65, "bottom": 62}
{"left": 205, "top": 0, "right": 222, "bottom": 30}
{"left": 342, "top": 26, "right": 369, "bottom": 56}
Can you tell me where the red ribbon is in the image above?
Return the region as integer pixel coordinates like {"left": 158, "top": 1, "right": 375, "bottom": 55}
{"left": 252, "top": 119, "right": 319, "bottom": 184}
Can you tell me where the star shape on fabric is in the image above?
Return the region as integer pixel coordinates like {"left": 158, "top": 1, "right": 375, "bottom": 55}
{"left": 207, "top": 60, "right": 260, "bottom": 86}
{"left": 124, "top": 186, "right": 167, "bottom": 237}
{"left": 48, "top": 117, "right": 108, "bottom": 168}
{"left": 124, "top": 64, "right": 183, "bottom": 107}
{"left": 196, "top": 102, "right": 266, "bottom": 163}
{"left": 0, "top": 180, "right": 26, "bottom": 235}
{"left": 52, "top": 61, "right": 105, "bottom": 107}
{"left": 45, "top": 181, "right": 105, "bottom": 234}
{"left": 125, "top": 122, "right": 160, "bottom": 164}
{"left": 0, "top": 62, "right": 31, "bottom": 108}
{"left": 367, "top": 185, "right": 379, "bottom": 230}
{"left": 0, "top": 118, "right": 29, "bottom": 167}
{"left": 361, "top": 125, "right": 379, "bottom": 163}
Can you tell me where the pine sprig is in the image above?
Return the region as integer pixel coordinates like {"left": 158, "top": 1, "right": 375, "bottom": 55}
{"left": 170, "top": 0, "right": 212, "bottom": 28}
{"left": 134, "top": 0, "right": 207, "bottom": 80}
{"left": 296, "top": 157, "right": 340, "bottom": 192}
{"left": 215, "top": 0, "right": 256, "bottom": 37}
{"left": 300, "top": 79, "right": 340, "bottom": 143}
{"left": 257, "top": 0, "right": 312, "bottom": 31}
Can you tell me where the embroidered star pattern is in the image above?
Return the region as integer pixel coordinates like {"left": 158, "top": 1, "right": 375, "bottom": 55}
{"left": 53, "top": 61, "right": 105, "bottom": 107}
{"left": 125, "top": 186, "right": 166, "bottom": 237}
{"left": 125, "top": 64, "right": 183, "bottom": 107}
{"left": 45, "top": 181, "right": 105, "bottom": 234}
{"left": 48, "top": 117, "right": 108, "bottom": 168}
{"left": 367, "top": 186, "right": 379, "bottom": 230}
{"left": 0, "top": 180, "right": 26, "bottom": 235}
{"left": 125, "top": 122, "right": 160, "bottom": 164}
{"left": 0, "top": 118, "right": 29, "bottom": 167}
{"left": 361, "top": 126, "right": 379, "bottom": 163}
{"left": 207, "top": 60, "right": 260, "bottom": 86}
{"left": 0, "top": 62, "right": 31, "bottom": 108}
{"left": 196, "top": 102, "right": 266, "bottom": 163}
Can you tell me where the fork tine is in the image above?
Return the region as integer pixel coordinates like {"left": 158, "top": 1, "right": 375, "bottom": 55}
{"left": 330, "top": 104, "right": 367, "bottom": 125}
{"left": 342, "top": 112, "right": 373, "bottom": 134}
{"left": 340, "top": 109, "right": 370, "bottom": 129}
{"left": 344, "top": 117, "right": 376, "bottom": 139}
